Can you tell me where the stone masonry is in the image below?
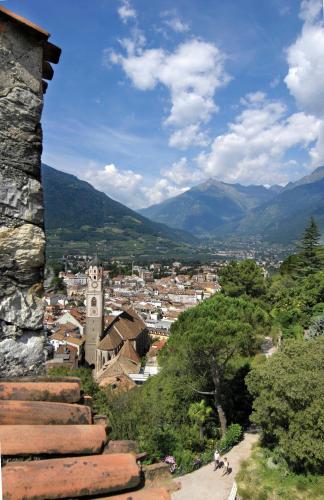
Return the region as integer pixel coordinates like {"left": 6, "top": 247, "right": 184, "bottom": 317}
{"left": 0, "top": 7, "right": 60, "bottom": 376}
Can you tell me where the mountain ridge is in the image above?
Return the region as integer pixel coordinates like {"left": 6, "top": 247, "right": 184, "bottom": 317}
{"left": 140, "top": 167, "right": 324, "bottom": 243}
{"left": 42, "top": 164, "right": 198, "bottom": 259}
{"left": 139, "top": 178, "right": 276, "bottom": 237}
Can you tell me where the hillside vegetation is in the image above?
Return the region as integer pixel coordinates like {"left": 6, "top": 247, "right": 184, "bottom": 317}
{"left": 42, "top": 164, "right": 197, "bottom": 259}
{"left": 50, "top": 219, "right": 324, "bottom": 495}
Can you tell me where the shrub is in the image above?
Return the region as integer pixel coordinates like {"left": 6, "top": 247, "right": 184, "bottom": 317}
{"left": 246, "top": 338, "right": 324, "bottom": 473}
{"left": 174, "top": 449, "right": 196, "bottom": 475}
{"left": 218, "top": 423, "right": 243, "bottom": 453}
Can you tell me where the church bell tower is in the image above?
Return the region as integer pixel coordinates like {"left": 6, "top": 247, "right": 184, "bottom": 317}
{"left": 85, "top": 256, "right": 104, "bottom": 367}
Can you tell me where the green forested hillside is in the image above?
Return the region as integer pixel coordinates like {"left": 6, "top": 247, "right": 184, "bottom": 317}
{"left": 42, "top": 164, "right": 197, "bottom": 259}
{"left": 226, "top": 169, "right": 324, "bottom": 243}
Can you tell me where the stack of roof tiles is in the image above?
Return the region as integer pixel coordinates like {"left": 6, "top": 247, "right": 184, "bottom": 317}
{"left": 0, "top": 377, "right": 170, "bottom": 499}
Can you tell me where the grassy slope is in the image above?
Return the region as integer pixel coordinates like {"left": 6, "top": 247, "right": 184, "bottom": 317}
{"left": 237, "top": 446, "right": 324, "bottom": 500}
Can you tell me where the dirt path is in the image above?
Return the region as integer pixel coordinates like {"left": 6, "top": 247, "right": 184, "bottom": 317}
{"left": 172, "top": 433, "right": 258, "bottom": 500}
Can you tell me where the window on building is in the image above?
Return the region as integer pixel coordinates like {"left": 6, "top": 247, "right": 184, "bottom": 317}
{"left": 91, "top": 297, "right": 97, "bottom": 307}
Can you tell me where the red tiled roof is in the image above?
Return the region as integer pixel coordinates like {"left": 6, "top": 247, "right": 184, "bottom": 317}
{"left": 0, "top": 377, "right": 171, "bottom": 499}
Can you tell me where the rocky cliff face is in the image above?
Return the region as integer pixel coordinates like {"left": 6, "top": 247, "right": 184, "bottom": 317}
{"left": 0, "top": 18, "right": 47, "bottom": 376}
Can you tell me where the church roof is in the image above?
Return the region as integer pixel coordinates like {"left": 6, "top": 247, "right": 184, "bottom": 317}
{"left": 98, "top": 309, "right": 146, "bottom": 351}
{"left": 96, "top": 349, "right": 141, "bottom": 385}
{"left": 119, "top": 340, "right": 141, "bottom": 364}
{"left": 97, "top": 325, "right": 123, "bottom": 351}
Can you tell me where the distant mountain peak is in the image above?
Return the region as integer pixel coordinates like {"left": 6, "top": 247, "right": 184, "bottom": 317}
{"left": 312, "top": 165, "right": 324, "bottom": 176}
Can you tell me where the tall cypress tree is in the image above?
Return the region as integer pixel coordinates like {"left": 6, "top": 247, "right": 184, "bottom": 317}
{"left": 300, "top": 217, "right": 321, "bottom": 272}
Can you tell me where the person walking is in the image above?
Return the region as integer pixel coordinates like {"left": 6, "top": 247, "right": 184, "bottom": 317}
{"left": 213, "top": 448, "right": 220, "bottom": 471}
{"left": 222, "top": 457, "right": 230, "bottom": 475}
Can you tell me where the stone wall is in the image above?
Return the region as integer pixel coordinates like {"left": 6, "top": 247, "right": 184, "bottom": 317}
{"left": 0, "top": 19, "right": 47, "bottom": 376}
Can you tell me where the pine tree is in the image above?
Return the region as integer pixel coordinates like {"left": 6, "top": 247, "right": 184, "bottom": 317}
{"left": 300, "top": 217, "right": 321, "bottom": 272}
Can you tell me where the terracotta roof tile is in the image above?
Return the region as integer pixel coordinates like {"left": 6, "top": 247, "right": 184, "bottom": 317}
{"left": 3, "top": 454, "right": 140, "bottom": 499}
{"left": 0, "top": 380, "right": 81, "bottom": 403}
{"left": 0, "top": 400, "right": 91, "bottom": 425}
{"left": 0, "top": 5, "right": 49, "bottom": 38}
{"left": 0, "top": 376, "right": 171, "bottom": 499}
{"left": 0, "top": 424, "right": 106, "bottom": 456}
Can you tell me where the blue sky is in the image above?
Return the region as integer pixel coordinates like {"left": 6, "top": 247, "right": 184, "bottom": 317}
{"left": 4, "top": 0, "right": 324, "bottom": 208}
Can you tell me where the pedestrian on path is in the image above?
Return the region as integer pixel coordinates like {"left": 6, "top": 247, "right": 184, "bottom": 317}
{"left": 222, "top": 457, "right": 230, "bottom": 475}
{"left": 213, "top": 448, "right": 220, "bottom": 470}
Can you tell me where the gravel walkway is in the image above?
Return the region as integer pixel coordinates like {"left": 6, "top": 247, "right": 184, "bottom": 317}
{"left": 172, "top": 433, "right": 258, "bottom": 500}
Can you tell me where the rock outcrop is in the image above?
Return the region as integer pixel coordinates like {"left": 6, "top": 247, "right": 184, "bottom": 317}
{"left": 0, "top": 7, "right": 60, "bottom": 376}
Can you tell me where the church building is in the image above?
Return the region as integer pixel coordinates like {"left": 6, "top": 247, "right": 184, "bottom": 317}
{"left": 85, "top": 258, "right": 150, "bottom": 379}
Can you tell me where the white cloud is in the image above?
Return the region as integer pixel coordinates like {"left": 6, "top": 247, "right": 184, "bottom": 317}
{"left": 285, "top": 25, "right": 324, "bottom": 117}
{"left": 299, "top": 0, "right": 322, "bottom": 24}
{"left": 169, "top": 124, "right": 210, "bottom": 149}
{"left": 196, "top": 1, "right": 324, "bottom": 185}
{"left": 309, "top": 122, "right": 324, "bottom": 164}
{"left": 84, "top": 163, "right": 143, "bottom": 207}
{"left": 107, "top": 36, "right": 230, "bottom": 149}
{"left": 141, "top": 178, "right": 189, "bottom": 207}
{"left": 285, "top": 1, "right": 324, "bottom": 166}
{"left": 160, "top": 9, "right": 190, "bottom": 34}
{"left": 166, "top": 17, "right": 189, "bottom": 33}
{"left": 118, "top": 0, "right": 136, "bottom": 23}
{"left": 83, "top": 161, "right": 191, "bottom": 209}
{"left": 197, "top": 94, "right": 321, "bottom": 184}
{"left": 161, "top": 157, "right": 204, "bottom": 185}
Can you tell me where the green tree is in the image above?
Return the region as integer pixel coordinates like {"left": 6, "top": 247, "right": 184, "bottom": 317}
{"left": 246, "top": 338, "right": 324, "bottom": 473}
{"left": 268, "top": 270, "right": 324, "bottom": 339}
{"left": 188, "top": 400, "right": 213, "bottom": 441}
{"left": 219, "top": 260, "right": 266, "bottom": 298}
{"left": 300, "top": 217, "right": 321, "bottom": 273}
{"left": 162, "top": 295, "right": 269, "bottom": 435}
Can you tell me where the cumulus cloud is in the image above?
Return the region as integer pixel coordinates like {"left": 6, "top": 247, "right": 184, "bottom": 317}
{"left": 169, "top": 124, "right": 210, "bottom": 149}
{"left": 197, "top": 93, "right": 321, "bottom": 184}
{"left": 84, "top": 162, "right": 191, "bottom": 209}
{"left": 161, "top": 157, "right": 204, "bottom": 185}
{"left": 141, "top": 178, "right": 189, "bottom": 207}
{"left": 118, "top": 0, "right": 136, "bottom": 23}
{"left": 285, "top": 25, "right": 324, "bottom": 117}
{"left": 107, "top": 35, "right": 230, "bottom": 150}
{"left": 285, "top": 0, "right": 324, "bottom": 165}
{"left": 299, "top": 0, "right": 322, "bottom": 24}
{"left": 161, "top": 11, "right": 190, "bottom": 33}
{"left": 84, "top": 163, "right": 143, "bottom": 207}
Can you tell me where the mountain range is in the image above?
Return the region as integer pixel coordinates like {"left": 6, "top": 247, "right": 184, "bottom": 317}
{"left": 140, "top": 167, "right": 324, "bottom": 243}
{"left": 140, "top": 179, "right": 275, "bottom": 237}
{"left": 42, "top": 164, "right": 197, "bottom": 260}
{"left": 42, "top": 164, "right": 324, "bottom": 258}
